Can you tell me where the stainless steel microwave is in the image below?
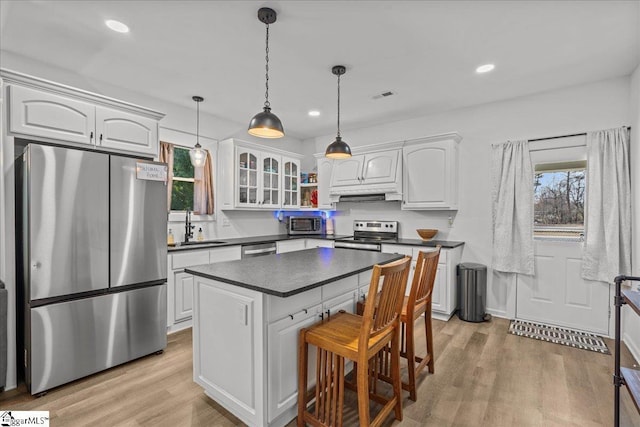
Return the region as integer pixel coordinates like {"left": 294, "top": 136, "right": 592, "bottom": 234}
{"left": 288, "top": 216, "right": 323, "bottom": 235}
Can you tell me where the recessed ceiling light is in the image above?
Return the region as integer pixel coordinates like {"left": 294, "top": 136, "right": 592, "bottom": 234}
{"left": 476, "top": 64, "right": 495, "bottom": 74}
{"left": 105, "top": 19, "right": 129, "bottom": 33}
{"left": 308, "top": 110, "right": 321, "bottom": 117}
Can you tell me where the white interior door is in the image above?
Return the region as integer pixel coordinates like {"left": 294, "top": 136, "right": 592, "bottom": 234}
{"left": 516, "top": 240, "right": 610, "bottom": 335}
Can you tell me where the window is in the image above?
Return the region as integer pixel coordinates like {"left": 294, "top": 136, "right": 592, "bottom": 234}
{"left": 534, "top": 161, "right": 586, "bottom": 239}
{"left": 171, "top": 147, "right": 195, "bottom": 211}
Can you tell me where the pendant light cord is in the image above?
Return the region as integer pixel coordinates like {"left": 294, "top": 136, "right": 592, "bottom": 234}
{"left": 264, "top": 23, "right": 270, "bottom": 109}
{"left": 336, "top": 73, "right": 341, "bottom": 137}
{"left": 196, "top": 99, "right": 201, "bottom": 147}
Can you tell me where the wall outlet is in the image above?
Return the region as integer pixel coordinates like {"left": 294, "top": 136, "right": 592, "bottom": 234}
{"left": 222, "top": 217, "right": 231, "bottom": 227}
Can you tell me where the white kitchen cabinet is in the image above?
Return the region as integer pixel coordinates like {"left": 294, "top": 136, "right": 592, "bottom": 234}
{"left": 282, "top": 157, "right": 300, "bottom": 208}
{"left": 330, "top": 150, "right": 400, "bottom": 188}
{"left": 330, "top": 155, "right": 365, "bottom": 187}
{"left": 267, "top": 303, "right": 321, "bottom": 423}
{"left": 276, "top": 239, "right": 307, "bottom": 254}
{"left": 305, "top": 239, "right": 334, "bottom": 249}
{"left": 174, "top": 271, "right": 195, "bottom": 322}
{"left": 7, "top": 83, "right": 162, "bottom": 157}
{"left": 402, "top": 133, "right": 461, "bottom": 210}
{"left": 381, "top": 243, "right": 461, "bottom": 321}
{"left": 315, "top": 156, "right": 335, "bottom": 209}
{"left": 9, "top": 85, "right": 95, "bottom": 145}
{"left": 95, "top": 106, "right": 158, "bottom": 156}
{"left": 218, "top": 138, "right": 303, "bottom": 211}
{"left": 235, "top": 146, "right": 278, "bottom": 208}
{"left": 168, "top": 245, "right": 241, "bottom": 332}
{"left": 193, "top": 269, "right": 374, "bottom": 426}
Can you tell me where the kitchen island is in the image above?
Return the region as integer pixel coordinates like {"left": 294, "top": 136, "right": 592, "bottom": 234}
{"left": 186, "top": 248, "right": 404, "bottom": 427}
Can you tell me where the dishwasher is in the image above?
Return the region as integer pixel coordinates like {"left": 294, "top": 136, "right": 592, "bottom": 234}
{"left": 241, "top": 242, "right": 277, "bottom": 258}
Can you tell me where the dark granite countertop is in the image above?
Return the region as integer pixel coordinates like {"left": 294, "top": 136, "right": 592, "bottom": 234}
{"left": 185, "top": 247, "right": 404, "bottom": 297}
{"left": 380, "top": 238, "right": 465, "bottom": 249}
{"left": 168, "top": 234, "right": 463, "bottom": 252}
{"left": 168, "top": 234, "right": 351, "bottom": 252}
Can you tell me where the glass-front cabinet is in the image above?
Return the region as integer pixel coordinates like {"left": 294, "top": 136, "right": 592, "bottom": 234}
{"left": 282, "top": 157, "right": 300, "bottom": 208}
{"left": 237, "top": 148, "right": 260, "bottom": 207}
{"left": 218, "top": 138, "right": 302, "bottom": 210}
{"left": 262, "top": 155, "right": 281, "bottom": 208}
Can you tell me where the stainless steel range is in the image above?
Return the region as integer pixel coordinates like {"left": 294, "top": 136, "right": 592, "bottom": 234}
{"left": 334, "top": 220, "right": 398, "bottom": 252}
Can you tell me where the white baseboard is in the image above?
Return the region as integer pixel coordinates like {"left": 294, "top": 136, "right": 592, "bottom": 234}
{"left": 486, "top": 308, "right": 509, "bottom": 320}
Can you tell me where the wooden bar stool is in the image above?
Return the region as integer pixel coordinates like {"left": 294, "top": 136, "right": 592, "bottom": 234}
{"left": 357, "top": 248, "right": 441, "bottom": 401}
{"left": 297, "top": 256, "right": 411, "bottom": 427}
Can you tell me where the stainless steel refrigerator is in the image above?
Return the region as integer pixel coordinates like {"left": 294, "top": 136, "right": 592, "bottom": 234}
{"left": 16, "top": 144, "right": 167, "bottom": 395}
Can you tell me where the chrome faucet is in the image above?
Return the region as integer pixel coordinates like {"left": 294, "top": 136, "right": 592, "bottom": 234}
{"left": 184, "top": 210, "right": 195, "bottom": 243}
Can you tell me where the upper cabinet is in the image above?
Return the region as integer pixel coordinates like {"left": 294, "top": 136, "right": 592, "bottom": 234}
{"left": 402, "top": 133, "right": 461, "bottom": 210}
{"left": 9, "top": 85, "right": 95, "bottom": 145}
{"left": 328, "top": 142, "right": 403, "bottom": 200}
{"left": 282, "top": 157, "right": 300, "bottom": 208}
{"left": 95, "top": 106, "right": 158, "bottom": 156}
{"left": 330, "top": 150, "right": 400, "bottom": 189}
{"left": 3, "top": 70, "right": 163, "bottom": 158}
{"left": 315, "top": 157, "right": 335, "bottom": 210}
{"left": 218, "top": 138, "right": 303, "bottom": 210}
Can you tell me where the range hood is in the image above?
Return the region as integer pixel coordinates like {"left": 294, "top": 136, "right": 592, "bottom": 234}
{"left": 334, "top": 193, "right": 402, "bottom": 203}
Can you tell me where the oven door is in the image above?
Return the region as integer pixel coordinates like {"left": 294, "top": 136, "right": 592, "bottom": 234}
{"left": 333, "top": 241, "right": 381, "bottom": 252}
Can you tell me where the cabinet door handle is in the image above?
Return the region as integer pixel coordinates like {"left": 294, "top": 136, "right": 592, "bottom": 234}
{"left": 289, "top": 314, "right": 294, "bottom": 320}
{"left": 99, "top": 133, "right": 103, "bottom": 143}
{"left": 90, "top": 131, "right": 94, "bottom": 142}
{"left": 319, "top": 313, "right": 324, "bottom": 320}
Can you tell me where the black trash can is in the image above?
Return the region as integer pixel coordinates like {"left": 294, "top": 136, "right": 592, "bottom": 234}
{"left": 457, "top": 263, "right": 489, "bottom": 322}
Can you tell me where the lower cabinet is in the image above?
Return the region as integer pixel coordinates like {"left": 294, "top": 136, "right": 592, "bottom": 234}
{"left": 381, "top": 244, "right": 462, "bottom": 320}
{"left": 174, "top": 271, "right": 195, "bottom": 322}
{"left": 193, "top": 272, "right": 369, "bottom": 426}
{"left": 276, "top": 239, "right": 307, "bottom": 254}
{"left": 305, "top": 238, "right": 335, "bottom": 249}
{"left": 267, "top": 304, "right": 322, "bottom": 423}
{"left": 167, "top": 245, "right": 241, "bottom": 332}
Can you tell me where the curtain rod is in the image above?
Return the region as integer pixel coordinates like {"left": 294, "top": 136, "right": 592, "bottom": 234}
{"left": 528, "top": 126, "right": 631, "bottom": 143}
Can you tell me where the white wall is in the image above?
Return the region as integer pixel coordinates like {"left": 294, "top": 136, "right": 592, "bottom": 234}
{"left": 308, "top": 76, "right": 631, "bottom": 318}
{"left": 622, "top": 63, "right": 640, "bottom": 360}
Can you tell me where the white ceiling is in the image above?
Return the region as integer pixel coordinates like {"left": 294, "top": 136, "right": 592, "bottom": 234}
{"left": 1, "top": 0, "right": 638, "bottom": 140}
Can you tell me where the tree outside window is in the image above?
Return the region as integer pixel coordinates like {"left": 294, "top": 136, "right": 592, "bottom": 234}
{"left": 534, "top": 161, "right": 586, "bottom": 239}
{"left": 171, "top": 147, "right": 195, "bottom": 211}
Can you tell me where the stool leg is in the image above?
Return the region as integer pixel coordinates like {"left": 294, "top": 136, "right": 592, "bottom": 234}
{"left": 405, "top": 318, "right": 417, "bottom": 401}
{"left": 391, "top": 324, "right": 403, "bottom": 421}
{"left": 297, "top": 329, "right": 308, "bottom": 427}
{"left": 356, "top": 353, "right": 370, "bottom": 426}
{"left": 425, "top": 308, "right": 434, "bottom": 373}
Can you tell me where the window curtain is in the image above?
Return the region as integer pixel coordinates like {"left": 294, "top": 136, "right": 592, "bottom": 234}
{"left": 159, "top": 141, "right": 174, "bottom": 212}
{"left": 491, "top": 140, "right": 535, "bottom": 275}
{"left": 581, "top": 127, "right": 631, "bottom": 282}
{"left": 194, "top": 150, "right": 214, "bottom": 215}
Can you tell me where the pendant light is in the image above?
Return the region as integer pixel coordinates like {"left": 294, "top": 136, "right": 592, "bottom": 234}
{"left": 248, "top": 7, "right": 285, "bottom": 139}
{"left": 189, "top": 96, "right": 206, "bottom": 167}
{"left": 325, "top": 65, "right": 352, "bottom": 159}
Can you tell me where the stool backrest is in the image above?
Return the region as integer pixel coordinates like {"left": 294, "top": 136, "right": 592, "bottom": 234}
{"left": 408, "top": 248, "right": 441, "bottom": 315}
{"left": 359, "top": 256, "right": 411, "bottom": 350}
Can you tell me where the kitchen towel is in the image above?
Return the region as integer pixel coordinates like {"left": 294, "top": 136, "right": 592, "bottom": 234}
{"left": 581, "top": 127, "right": 631, "bottom": 283}
{"left": 491, "top": 140, "right": 534, "bottom": 275}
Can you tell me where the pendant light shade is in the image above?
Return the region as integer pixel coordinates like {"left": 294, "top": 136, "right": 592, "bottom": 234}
{"left": 325, "top": 65, "right": 352, "bottom": 159}
{"left": 189, "top": 96, "right": 207, "bottom": 168}
{"left": 248, "top": 7, "right": 285, "bottom": 139}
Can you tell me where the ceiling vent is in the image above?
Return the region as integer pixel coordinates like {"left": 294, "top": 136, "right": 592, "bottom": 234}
{"left": 372, "top": 91, "right": 395, "bottom": 100}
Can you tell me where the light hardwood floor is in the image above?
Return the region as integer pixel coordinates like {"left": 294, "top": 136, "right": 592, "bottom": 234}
{"left": 1, "top": 316, "right": 639, "bottom": 426}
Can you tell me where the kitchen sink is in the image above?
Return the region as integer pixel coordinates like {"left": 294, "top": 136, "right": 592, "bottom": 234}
{"left": 172, "top": 240, "right": 227, "bottom": 247}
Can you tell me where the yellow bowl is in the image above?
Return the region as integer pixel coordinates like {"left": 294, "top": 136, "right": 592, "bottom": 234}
{"left": 417, "top": 229, "right": 438, "bottom": 241}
